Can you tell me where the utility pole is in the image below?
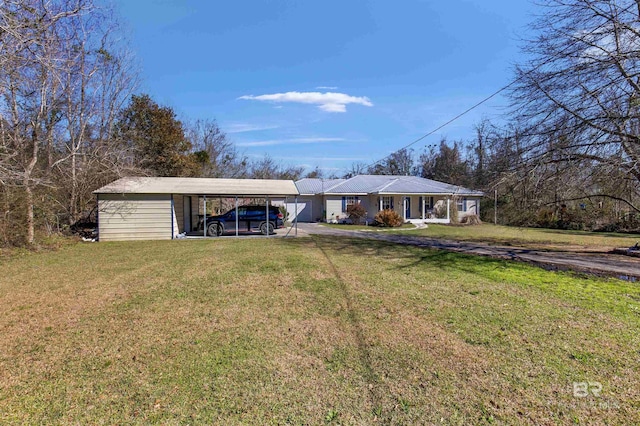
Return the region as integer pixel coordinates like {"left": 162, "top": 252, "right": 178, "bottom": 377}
{"left": 494, "top": 189, "right": 497, "bottom": 225}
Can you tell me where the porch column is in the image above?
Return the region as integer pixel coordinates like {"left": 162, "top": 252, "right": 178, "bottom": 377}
{"left": 403, "top": 197, "right": 407, "bottom": 220}
{"left": 379, "top": 196, "right": 382, "bottom": 211}
{"left": 266, "top": 196, "right": 270, "bottom": 237}
{"left": 422, "top": 195, "right": 425, "bottom": 220}
{"left": 294, "top": 196, "right": 298, "bottom": 236}
{"left": 446, "top": 198, "right": 451, "bottom": 223}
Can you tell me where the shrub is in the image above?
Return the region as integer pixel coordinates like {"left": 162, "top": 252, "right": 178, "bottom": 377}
{"left": 278, "top": 205, "right": 289, "bottom": 223}
{"left": 434, "top": 203, "right": 448, "bottom": 219}
{"left": 374, "top": 209, "right": 403, "bottom": 227}
{"left": 460, "top": 214, "right": 482, "bottom": 225}
{"left": 346, "top": 203, "right": 367, "bottom": 225}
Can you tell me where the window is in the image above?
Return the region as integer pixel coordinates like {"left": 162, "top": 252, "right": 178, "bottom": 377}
{"left": 341, "top": 196, "right": 359, "bottom": 212}
{"left": 457, "top": 198, "right": 466, "bottom": 212}
{"left": 382, "top": 196, "right": 393, "bottom": 210}
{"left": 420, "top": 196, "right": 434, "bottom": 209}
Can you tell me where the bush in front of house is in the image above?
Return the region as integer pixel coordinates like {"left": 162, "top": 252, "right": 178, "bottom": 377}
{"left": 346, "top": 203, "right": 367, "bottom": 225}
{"left": 278, "top": 205, "right": 290, "bottom": 224}
{"left": 460, "top": 214, "right": 482, "bottom": 225}
{"left": 374, "top": 209, "right": 403, "bottom": 227}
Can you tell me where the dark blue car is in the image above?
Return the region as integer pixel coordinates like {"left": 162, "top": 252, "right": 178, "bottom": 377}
{"left": 202, "top": 205, "right": 284, "bottom": 236}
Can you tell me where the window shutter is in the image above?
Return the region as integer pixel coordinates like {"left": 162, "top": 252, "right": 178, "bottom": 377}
{"left": 342, "top": 196, "right": 346, "bottom": 212}
{"left": 419, "top": 196, "right": 422, "bottom": 208}
{"left": 391, "top": 197, "right": 394, "bottom": 210}
{"left": 463, "top": 198, "right": 467, "bottom": 212}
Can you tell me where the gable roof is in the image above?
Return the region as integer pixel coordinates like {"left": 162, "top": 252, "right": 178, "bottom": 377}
{"left": 295, "top": 175, "right": 483, "bottom": 196}
{"left": 295, "top": 178, "right": 346, "bottom": 195}
{"left": 94, "top": 177, "right": 299, "bottom": 196}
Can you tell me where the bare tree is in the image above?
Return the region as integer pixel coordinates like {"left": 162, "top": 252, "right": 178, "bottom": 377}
{"left": 0, "top": 0, "right": 82, "bottom": 243}
{"left": 250, "top": 155, "right": 304, "bottom": 180}
{"left": 369, "top": 148, "right": 415, "bottom": 175}
{"left": 343, "top": 161, "right": 368, "bottom": 178}
{"left": 0, "top": 0, "right": 137, "bottom": 243}
{"left": 187, "top": 119, "right": 248, "bottom": 178}
{"left": 511, "top": 0, "right": 640, "bottom": 212}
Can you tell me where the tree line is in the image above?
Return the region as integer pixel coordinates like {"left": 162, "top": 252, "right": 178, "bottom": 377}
{"left": 344, "top": 0, "right": 640, "bottom": 233}
{"left": 0, "top": 0, "right": 303, "bottom": 246}
{"left": 2, "top": 0, "right": 639, "bottom": 246}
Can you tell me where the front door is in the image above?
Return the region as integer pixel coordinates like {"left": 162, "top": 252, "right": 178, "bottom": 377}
{"left": 404, "top": 197, "right": 411, "bottom": 219}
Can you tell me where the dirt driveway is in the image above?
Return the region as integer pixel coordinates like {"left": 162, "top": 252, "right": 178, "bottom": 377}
{"left": 295, "top": 223, "right": 640, "bottom": 280}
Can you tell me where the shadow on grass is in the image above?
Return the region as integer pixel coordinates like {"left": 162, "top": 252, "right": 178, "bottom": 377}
{"left": 302, "top": 235, "right": 514, "bottom": 278}
{"left": 310, "top": 237, "right": 393, "bottom": 420}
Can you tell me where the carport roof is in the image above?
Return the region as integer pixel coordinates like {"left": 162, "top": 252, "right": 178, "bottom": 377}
{"left": 94, "top": 177, "right": 299, "bottom": 196}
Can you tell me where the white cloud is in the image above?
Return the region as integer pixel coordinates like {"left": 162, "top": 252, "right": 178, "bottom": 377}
{"left": 250, "top": 155, "right": 366, "bottom": 162}
{"left": 238, "top": 91, "right": 373, "bottom": 113}
{"left": 316, "top": 86, "right": 338, "bottom": 90}
{"left": 237, "top": 137, "right": 345, "bottom": 147}
{"left": 224, "top": 123, "right": 280, "bottom": 133}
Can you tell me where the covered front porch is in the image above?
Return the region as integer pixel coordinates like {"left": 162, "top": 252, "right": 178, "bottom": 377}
{"left": 374, "top": 194, "right": 452, "bottom": 224}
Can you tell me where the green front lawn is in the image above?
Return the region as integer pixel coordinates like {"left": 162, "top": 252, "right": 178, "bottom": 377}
{"left": 1, "top": 237, "right": 638, "bottom": 424}
{"left": 399, "top": 223, "right": 640, "bottom": 251}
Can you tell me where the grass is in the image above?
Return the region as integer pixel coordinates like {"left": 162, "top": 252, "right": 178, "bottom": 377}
{"left": 398, "top": 223, "right": 640, "bottom": 251}
{"left": 1, "top": 236, "right": 639, "bottom": 424}
{"left": 320, "top": 222, "right": 416, "bottom": 231}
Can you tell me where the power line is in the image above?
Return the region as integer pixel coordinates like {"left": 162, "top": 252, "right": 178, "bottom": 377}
{"left": 365, "top": 1, "right": 637, "bottom": 171}
{"left": 366, "top": 81, "right": 517, "bottom": 170}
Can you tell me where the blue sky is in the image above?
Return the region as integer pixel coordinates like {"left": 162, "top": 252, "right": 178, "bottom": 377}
{"left": 115, "top": 0, "right": 536, "bottom": 175}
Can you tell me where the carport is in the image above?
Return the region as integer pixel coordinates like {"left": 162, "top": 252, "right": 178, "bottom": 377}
{"left": 94, "top": 177, "right": 300, "bottom": 241}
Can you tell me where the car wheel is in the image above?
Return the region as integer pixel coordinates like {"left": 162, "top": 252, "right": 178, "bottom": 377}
{"left": 207, "top": 223, "right": 221, "bottom": 237}
{"left": 260, "top": 222, "right": 274, "bottom": 235}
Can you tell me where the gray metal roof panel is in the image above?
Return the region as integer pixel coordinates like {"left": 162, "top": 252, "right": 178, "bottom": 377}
{"left": 94, "top": 177, "right": 300, "bottom": 196}
{"left": 295, "top": 178, "right": 346, "bottom": 194}
{"left": 324, "top": 175, "right": 396, "bottom": 194}
{"left": 296, "top": 175, "right": 484, "bottom": 196}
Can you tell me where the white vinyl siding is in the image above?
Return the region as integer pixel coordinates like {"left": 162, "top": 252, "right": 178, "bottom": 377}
{"left": 459, "top": 197, "right": 479, "bottom": 217}
{"left": 98, "top": 194, "right": 173, "bottom": 241}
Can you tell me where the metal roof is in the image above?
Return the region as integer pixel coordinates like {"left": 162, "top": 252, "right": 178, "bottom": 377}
{"left": 94, "top": 177, "right": 300, "bottom": 196}
{"left": 296, "top": 175, "right": 483, "bottom": 196}
{"left": 295, "top": 178, "right": 346, "bottom": 195}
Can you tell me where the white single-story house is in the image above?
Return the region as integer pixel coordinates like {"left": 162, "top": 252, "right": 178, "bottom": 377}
{"left": 94, "top": 177, "right": 299, "bottom": 241}
{"left": 287, "top": 175, "right": 483, "bottom": 224}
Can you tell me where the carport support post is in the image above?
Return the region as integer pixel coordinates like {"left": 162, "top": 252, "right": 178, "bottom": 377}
{"left": 295, "top": 196, "right": 298, "bottom": 236}
{"left": 203, "top": 195, "right": 207, "bottom": 237}
{"left": 235, "top": 196, "right": 239, "bottom": 236}
{"left": 266, "top": 196, "right": 270, "bottom": 237}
